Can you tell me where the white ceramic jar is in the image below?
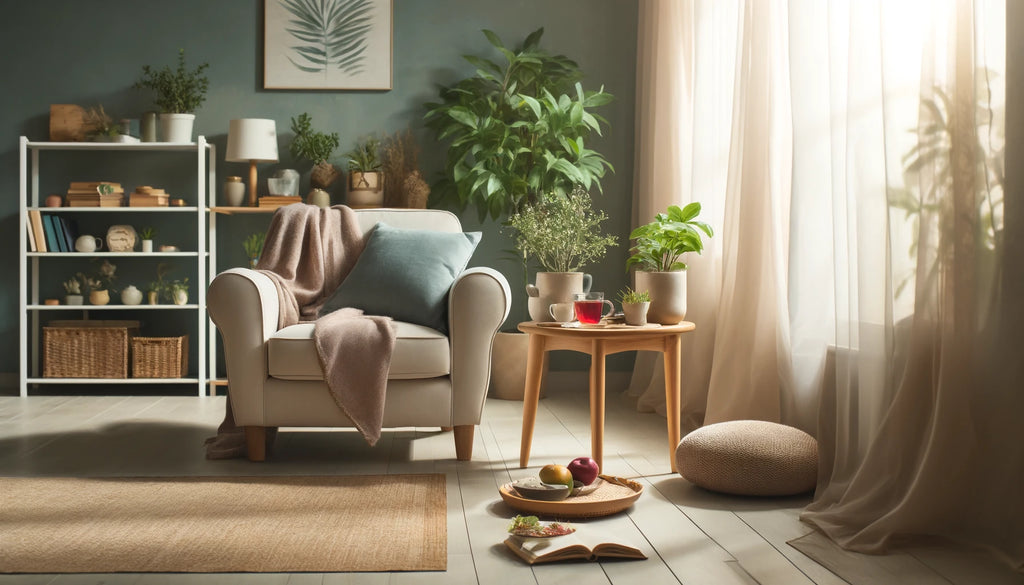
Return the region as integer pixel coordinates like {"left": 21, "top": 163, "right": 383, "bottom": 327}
{"left": 120, "top": 285, "right": 143, "bottom": 306}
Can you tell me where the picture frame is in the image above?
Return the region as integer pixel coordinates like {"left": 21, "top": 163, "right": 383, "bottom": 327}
{"left": 264, "top": 0, "right": 393, "bottom": 90}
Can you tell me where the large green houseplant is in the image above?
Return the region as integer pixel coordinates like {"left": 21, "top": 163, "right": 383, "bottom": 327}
{"left": 627, "top": 202, "right": 713, "bottom": 324}
{"left": 134, "top": 48, "right": 209, "bottom": 142}
{"left": 424, "top": 28, "right": 614, "bottom": 221}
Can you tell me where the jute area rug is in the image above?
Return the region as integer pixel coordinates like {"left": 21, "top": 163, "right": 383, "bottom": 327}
{"left": 0, "top": 474, "right": 446, "bottom": 573}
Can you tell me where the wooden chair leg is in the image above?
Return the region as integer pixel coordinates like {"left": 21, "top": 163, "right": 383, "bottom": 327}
{"left": 244, "top": 426, "right": 267, "bottom": 462}
{"left": 453, "top": 425, "right": 474, "bottom": 461}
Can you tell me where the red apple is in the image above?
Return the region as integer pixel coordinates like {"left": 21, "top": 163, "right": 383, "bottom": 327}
{"left": 567, "top": 457, "right": 600, "bottom": 485}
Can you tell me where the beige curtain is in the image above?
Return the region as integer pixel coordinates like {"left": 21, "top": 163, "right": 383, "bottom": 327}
{"left": 632, "top": 0, "right": 1022, "bottom": 569}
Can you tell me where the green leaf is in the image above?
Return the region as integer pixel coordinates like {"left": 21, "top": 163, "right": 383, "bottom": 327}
{"left": 482, "top": 29, "right": 504, "bottom": 49}
{"left": 447, "top": 107, "right": 478, "bottom": 129}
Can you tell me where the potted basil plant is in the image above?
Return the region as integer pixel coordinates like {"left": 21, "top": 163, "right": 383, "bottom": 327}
{"left": 626, "top": 203, "right": 714, "bottom": 324}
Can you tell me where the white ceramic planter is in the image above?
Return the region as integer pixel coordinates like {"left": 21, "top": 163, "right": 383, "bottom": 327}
{"left": 159, "top": 113, "right": 195, "bottom": 143}
{"left": 622, "top": 301, "right": 651, "bottom": 326}
{"left": 525, "top": 272, "right": 592, "bottom": 322}
{"left": 172, "top": 289, "right": 188, "bottom": 305}
{"left": 141, "top": 240, "right": 153, "bottom": 253}
{"left": 635, "top": 271, "right": 687, "bottom": 324}
{"left": 120, "top": 285, "right": 143, "bottom": 305}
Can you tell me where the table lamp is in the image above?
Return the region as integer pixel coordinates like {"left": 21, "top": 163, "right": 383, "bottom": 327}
{"left": 225, "top": 118, "right": 279, "bottom": 206}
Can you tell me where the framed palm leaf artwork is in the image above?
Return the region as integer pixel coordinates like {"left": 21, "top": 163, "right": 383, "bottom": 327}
{"left": 264, "top": 0, "right": 392, "bottom": 90}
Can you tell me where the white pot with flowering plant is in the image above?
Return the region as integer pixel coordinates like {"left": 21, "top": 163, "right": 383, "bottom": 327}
{"left": 507, "top": 187, "right": 617, "bottom": 322}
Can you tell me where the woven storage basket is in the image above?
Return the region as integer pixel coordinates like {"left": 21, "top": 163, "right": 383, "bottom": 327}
{"left": 131, "top": 336, "right": 188, "bottom": 378}
{"left": 42, "top": 320, "right": 139, "bottom": 378}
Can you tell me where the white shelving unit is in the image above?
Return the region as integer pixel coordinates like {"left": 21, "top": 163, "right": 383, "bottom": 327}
{"left": 17, "top": 136, "right": 215, "bottom": 397}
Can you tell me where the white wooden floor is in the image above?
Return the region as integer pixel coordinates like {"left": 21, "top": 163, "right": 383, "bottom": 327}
{"left": 1, "top": 373, "right": 1020, "bottom": 585}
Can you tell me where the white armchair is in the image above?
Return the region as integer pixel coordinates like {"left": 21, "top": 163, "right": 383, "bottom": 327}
{"left": 207, "top": 209, "right": 511, "bottom": 461}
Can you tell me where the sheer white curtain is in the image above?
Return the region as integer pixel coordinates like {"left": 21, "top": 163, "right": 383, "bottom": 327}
{"left": 632, "top": 0, "right": 1022, "bottom": 568}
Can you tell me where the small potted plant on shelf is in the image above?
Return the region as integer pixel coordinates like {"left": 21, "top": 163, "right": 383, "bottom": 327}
{"left": 62, "top": 276, "right": 83, "bottom": 305}
{"left": 626, "top": 202, "right": 713, "bottom": 324}
{"left": 289, "top": 112, "right": 340, "bottom": 206}
{"left": 242, "top": 232, "right": 266, "bottom": 269}
{"left": 133, "top": 48, "right": 210, "bottom": 143}
{"left": 343, "top": 136, "right": 384, "bottom": 208}
{"left": 617, "top": 287, "right": 652, "bottom": 326}
{"left": 83, "top": 105, "right": 120, "bottom": 142}
{"left": 168, "top": 278, "right": 190, "bottom": 305}
{"left": 139, "top": 226, "right": 156, "bottom": 253}
{"left": 507, "top": 186, "right": 618, "bottom": 322}
{"left": 148, "top": 262, "right": 172, "bottom": 305}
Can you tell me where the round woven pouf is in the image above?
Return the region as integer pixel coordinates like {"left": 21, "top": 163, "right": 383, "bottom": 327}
{"left": 675, "top": 420, "right": 818, "bottom": 496}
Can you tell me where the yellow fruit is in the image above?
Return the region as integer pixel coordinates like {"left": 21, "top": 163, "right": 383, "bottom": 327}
{"left": 538, "top": 464, "right": 574, "bottom": 489}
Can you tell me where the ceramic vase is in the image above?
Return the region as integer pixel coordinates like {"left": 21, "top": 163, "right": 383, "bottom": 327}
{"left": 89, "top": 290, "right": 110, "bottom": 306}
{"left": 223, "top": 176, "right": 245, "bottom": 207}
{"left": 147, "top": 290, "right": 159, "bottom": 305}
{"left": 120, "top": 285, "right": 143, "bottom": 305}
{"left": 307, "top": 188, "right": 331, "bottom": 208}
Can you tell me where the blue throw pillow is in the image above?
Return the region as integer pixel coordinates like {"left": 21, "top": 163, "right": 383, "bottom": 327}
{"left": 319, "top": 222, "right": 482, "bottom": 332}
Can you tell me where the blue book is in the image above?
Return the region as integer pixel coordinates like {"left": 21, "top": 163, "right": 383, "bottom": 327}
{"left": 56, "top": 216, "right": 76, "bottom": 252}
{"left": 42, "top": 214, "right": 61, "bottom": 252}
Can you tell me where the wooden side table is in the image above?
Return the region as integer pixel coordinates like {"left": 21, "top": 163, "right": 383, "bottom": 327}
{"left": 518, "top": 321, "right": 696, "bottom": 473}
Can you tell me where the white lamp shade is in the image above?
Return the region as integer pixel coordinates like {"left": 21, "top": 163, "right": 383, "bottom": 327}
{"left": 225, "top": 118, "right": 279, "bottom": 163}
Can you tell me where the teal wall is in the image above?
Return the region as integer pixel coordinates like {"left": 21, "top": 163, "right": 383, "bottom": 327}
{"left": 0, "top": 0, "right": 639, "bottom": 382}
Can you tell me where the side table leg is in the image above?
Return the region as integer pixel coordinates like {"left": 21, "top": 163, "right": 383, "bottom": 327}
{"left": 664, "top": 334, "right": 682, "bottom": 472}
{"left": 589, "top": 340, "right": 607, "bottom": 471}
{"left": 519, "top": 333, "right": 546, "bottom": 468}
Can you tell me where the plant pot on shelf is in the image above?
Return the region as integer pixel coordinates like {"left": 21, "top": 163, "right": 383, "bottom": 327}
{"left": 489, "top": 332, "right": 549, "bottom": 400}
{"left": 159, "top": 113, "right": 195, "bottom": 143}
{"left": 141, "top": 240, "right": 153, "bottom": 253}
{"left": 306, "top": 188, "right": 331, "bottom": 208}
{"left": 635, "top": 271, "right": 687, "bottom": 325}
{"left": 172, "top": 289, "right": 188, "bottom": 306}
{"left": 89, "top": 290, "right": 110, "bottom": 306}
{"left": 526, "top": 272, "right": 592, "bottom": 322}
{"left": 147, "top": 290, "right": 159, "bottom": 305}
{"left": 311, "top": 161, "right": 341, "bottom": 190}
{"left": 65, "top": 295, "right": 83, "bottom": 306}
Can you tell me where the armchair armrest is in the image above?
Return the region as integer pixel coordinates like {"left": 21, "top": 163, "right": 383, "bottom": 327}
{"left": 207, "top": 268, "right": 280, "bottom": 425}
{"left": 448, "top": 267, "right": 512, "bottom": 425}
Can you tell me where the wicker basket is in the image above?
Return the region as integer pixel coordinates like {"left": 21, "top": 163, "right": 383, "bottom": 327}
{"left": 42, "top": 320, "right": 139, "bottom": 378}
{"left": 131, "top": 336, "right": 188, "bottom": 378}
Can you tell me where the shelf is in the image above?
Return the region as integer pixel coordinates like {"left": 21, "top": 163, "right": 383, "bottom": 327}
{"left": 27, "top": 377, "right": 201, "bottom": 385}
{"left": 209, "top": 206, "right": 281, "bottom": 214}
{"left": 28, "top": 304, "right": 199, "bottom": 310}
{"left": 28, "top": 252, "right": 203, "bottom": 258}
{"left": 30, "top": 206, "right": 201, "bottom": 213}
{"left": 26, "top": 141, "right": 210, "bottom": 152}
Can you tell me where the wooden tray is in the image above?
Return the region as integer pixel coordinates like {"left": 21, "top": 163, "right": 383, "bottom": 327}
{"left": 498, "top": 475, "right": 643, "bottom": 519}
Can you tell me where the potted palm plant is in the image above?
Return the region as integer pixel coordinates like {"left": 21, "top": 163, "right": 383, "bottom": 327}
{"left": 289, "top": 113, "right": 341, "bottom": 206}
{"left": 344, "top": 136, "right": 383, "bottom": 208}
{"left": 134, "top": 49, "right": 209, "bottom": 143}
{"left": 626, "top": 203, "right": 714, "bottom": 324}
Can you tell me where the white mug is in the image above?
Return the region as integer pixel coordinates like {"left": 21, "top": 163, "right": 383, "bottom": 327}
{"left": 75, "top": 235, "right": 103, "bottom": 253}
{"left": 549, "top": 302, "right": 576, "bottom": 323}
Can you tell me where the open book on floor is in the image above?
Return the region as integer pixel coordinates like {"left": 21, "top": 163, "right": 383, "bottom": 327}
{"left": 504, "top": 531, "right": 647, "bottom": 564}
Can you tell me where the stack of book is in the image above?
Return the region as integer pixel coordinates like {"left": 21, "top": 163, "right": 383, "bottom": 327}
{"left": 129, "top": 186, "right": 169, "bottom": 207}
{"left": 66, "top": 181, "right": 124, "bottom": 207}
{"left": 258, "top": 195, "right": 303, "bottom": 210}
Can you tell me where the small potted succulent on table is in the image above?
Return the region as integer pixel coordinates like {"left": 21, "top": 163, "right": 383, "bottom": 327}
{"left": 617, "top": 287, "right": 652, "bottom": 326}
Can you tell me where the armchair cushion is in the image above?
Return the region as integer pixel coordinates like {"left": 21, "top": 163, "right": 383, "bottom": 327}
{"left": 268, "top": 321, "right": 451, "bottom": 381}
{"left": 319, "top": 222, "right": 481, "bottom": 332}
